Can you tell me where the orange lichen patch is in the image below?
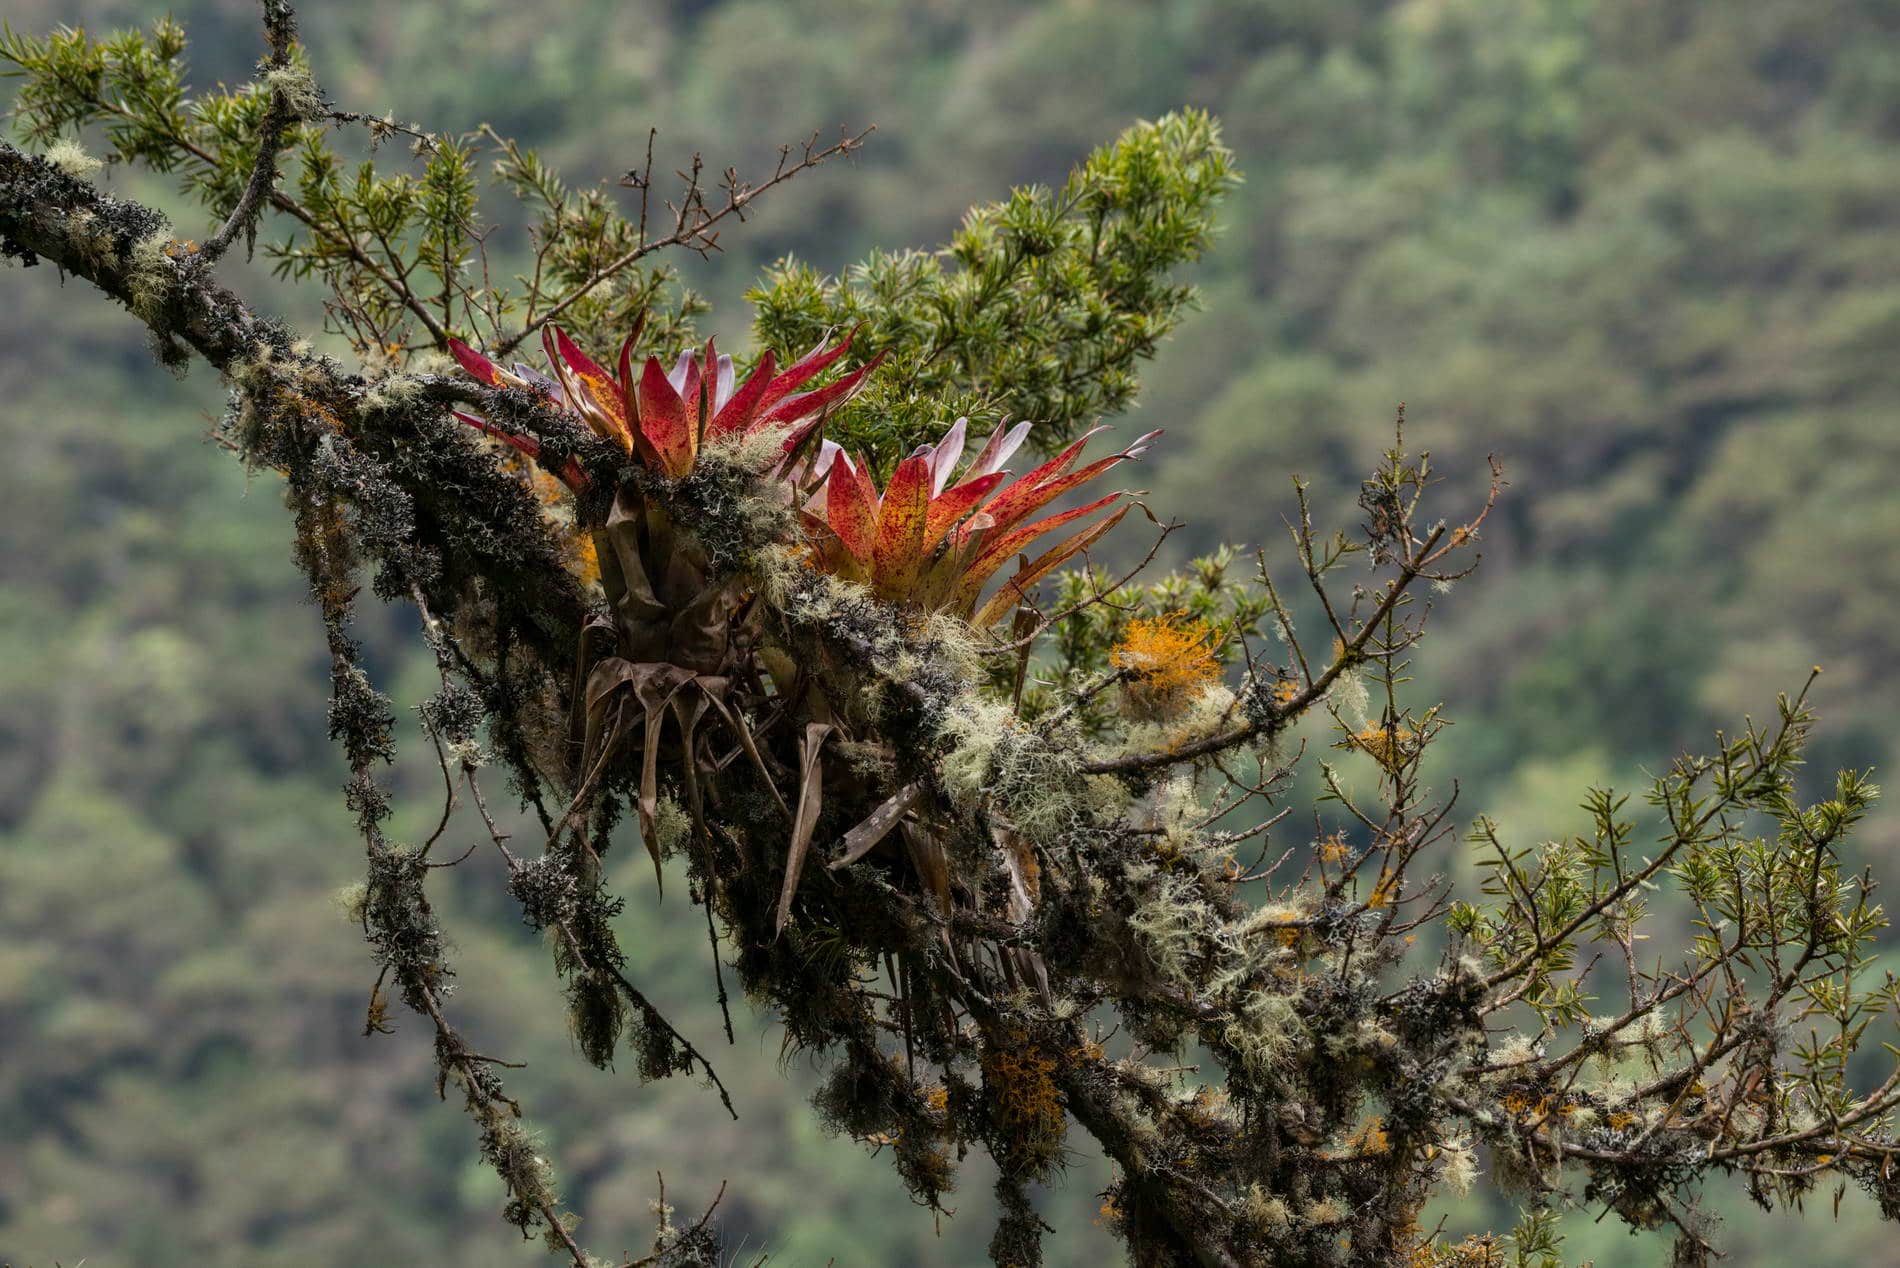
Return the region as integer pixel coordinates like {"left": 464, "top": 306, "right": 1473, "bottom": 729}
{"left": 1499, "top": 1090, "right": 1536, "bottom": 1116}
{"left": 1345, "top": 1115, "right": 1391, "bottom": 1156}
{"left": 566, "top": 532, "right": 601, "bottom": 588}
{"left": 1109, "top": 608, "right": 1216, "bottom": 718}
{"left": 1317, "top": 831, "right": 1352, "bottom": 864}
{"left": 1272, "top": 678, "right": 1302, "bottom": 708}
{"left": 487, "top": 457, "right": 599, "bottom": 586}
{"left": 1365, "top": 866, "right": 1399, "bottom": 909}
{"left": 161, "top": 238, "right": 200, "bottom": 258}
{"left": 282, "top": 391, "right": 347, "bottom": 434}
{"left": 1350, "top": 723, "right": 1415, "bottom": 771}
{"left": 923, "top": 1083, "right": 950, "bottom": 1115}
{"left": 1179, "top": 1086, "right": 1233, "bottom": 1132}
{"left": 1114, "top": 612, "right": 1221, "bottom": 694}
{"left": 1607, "top": 1110, "right": 1638, "bottom": 1130}
{"left": 527, "top": 467, "right": 571, "bottom": 509}
{"left": 980, "top": 1030, "right": 1066, "bottom": 1174}
{"left": 1412, "top": 1234, "right": 1507, "bottom": 1267}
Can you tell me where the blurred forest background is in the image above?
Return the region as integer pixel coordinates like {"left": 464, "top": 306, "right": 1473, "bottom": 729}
{"left": 6, "top": 0, "right": 1900, "bottom": 1264}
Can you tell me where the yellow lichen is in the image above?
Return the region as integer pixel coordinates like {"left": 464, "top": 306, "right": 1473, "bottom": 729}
{"left": 1113, "top": 612, "right": 1220, "bottom": 715}
{"left": 1364, "top": 865, "right": 1399, "bottom": 909}
{"left": 1346, "top": 1115, "right": 1390, "bottom": 1156}
{"left": 980, "top": 1029, "right": 1066, "bottom": 1174}
{"left": 1350, "top": 722, "right": 1415, "bottom": 770}
{"left": 45, "top": 139, "right": 103, "bottom": 179}
{"left": 567, "top": 532, "right": 601, "bottom": 588}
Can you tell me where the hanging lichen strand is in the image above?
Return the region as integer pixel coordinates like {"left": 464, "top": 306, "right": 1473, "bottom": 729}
{"left": 7, "top": 8, "right": 1900, "bottom": 1268}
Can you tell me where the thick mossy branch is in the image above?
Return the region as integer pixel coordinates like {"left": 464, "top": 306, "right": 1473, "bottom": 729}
{"left": 0, "top": 141, "right": 588, "bottom": 663}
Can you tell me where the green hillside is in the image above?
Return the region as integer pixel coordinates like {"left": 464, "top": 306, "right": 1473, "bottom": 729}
{"left": 5, "top": 1, "right": 1899, "bottom": 1263}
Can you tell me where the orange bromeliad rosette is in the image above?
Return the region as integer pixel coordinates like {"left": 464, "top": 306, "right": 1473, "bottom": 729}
{"left": 803, "top": 415, "right": 1158, "bottom": 628}
{"left": 795, "top": 416, "right": 1158, "bottom": 949}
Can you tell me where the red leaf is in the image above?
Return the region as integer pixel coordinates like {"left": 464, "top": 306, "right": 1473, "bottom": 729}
{"left": 871, "top": 452, "right": 932, "bottom": 599}
{"left": 922, "top": 470, "right": 1010, "bottom": 551}
{"left": 757, "top": 349, "right": 887, "bottom": 428}
{"left": 449, "top": 337, "right": 506, "bottom": 387}
{"left": 958, "top": 491, "right": 1126, "bottom": 605}
{"left": 451, "top": 411, "right": 590, "bottom": 492}
{"left": 613, "top": 312, "right": 647, "bottom": 387}
{"left": 824, "top": 454, "right": 880, "bottom": 565}
{"left": 966, "top": 450, "right": 1141, "bottom": 547}
{"left": 451, "top": 409, "right": 538, "bottom": 457}
{"left": 971, "top": 503, "right": 1131, "bottom": 626}
{"left": 548, "top": 326, "right": 633, "bottom": 450}
{"left": 762, "top": 325, "right": 858, "bottom": 405}
{"left": 708, "top": 349, "right": 777, "bottom": 437}
{"left": 971, "top": 426, "right": 1108, "bottom": 536}
{"left": 680, "top": 353, "right": 703, "bottom": 443}
{"left": 636, "top": 354, "right": 695, "bottom": 476}
{"left": 615, "top": 327, "right": 659, "bottom": 468}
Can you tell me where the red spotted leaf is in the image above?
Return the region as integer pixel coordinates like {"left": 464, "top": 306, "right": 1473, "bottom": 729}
{"left": 972, "top": 502, "right": 1132, "bottom": 627}
{"left": 549, "top": 326, "right": 632, "bottom": 448}
{"left": 824, "top": 456, "right": 881, "bottom": 565}
{"left": 922, "top": 470, "right": 1010, "bottom": 551}
{"left": 709, "top": 348, "right": 777, "bottom": 437}
{"left": 870, "top": 452, "right": 932, "bottom": 599}
{"left": 960, "top": 491, "right": 1127, "bottom": 602}
{"left": 636, "top": 355, "right": 695, "bottom": 477}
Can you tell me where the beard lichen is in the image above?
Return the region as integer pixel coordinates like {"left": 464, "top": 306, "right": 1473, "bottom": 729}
{"left": 44, "top": 138, "right": 102, "bottom": 179}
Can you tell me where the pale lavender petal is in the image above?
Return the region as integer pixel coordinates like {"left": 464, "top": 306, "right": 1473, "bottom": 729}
{"left": 929, "top": 416, "right": 968, "bottom": 495}
{"left": 714, "top": 354, "right": 736, "bottom": 414}
{"left": 968, "top": 419, "right": 1034, "bottom": 479}
{"left": 667, "top": 350, "right": 694, "bottom": 394}
{"left": 789, "top": 441, "right": 850, "bottom": 504}
{"left": 810, "top": 439, "right": 848, "bottom": 480}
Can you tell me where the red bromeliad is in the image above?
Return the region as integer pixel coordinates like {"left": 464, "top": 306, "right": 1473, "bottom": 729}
{"left": 447, "top": 322, "right": 884, "bottom": 488}
{"left": 805, "top": 417, "right": 1158, "bottom": 627}
{"left": 444, "top": 324, "right": 1152, "bottom": 922}
{"left": 443, "top": 321, "right": 882, "bottom": 886}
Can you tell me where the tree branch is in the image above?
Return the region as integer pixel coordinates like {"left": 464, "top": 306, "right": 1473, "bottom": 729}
{"left": 202, "top": 0, "right": 301, "bottom": 263}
